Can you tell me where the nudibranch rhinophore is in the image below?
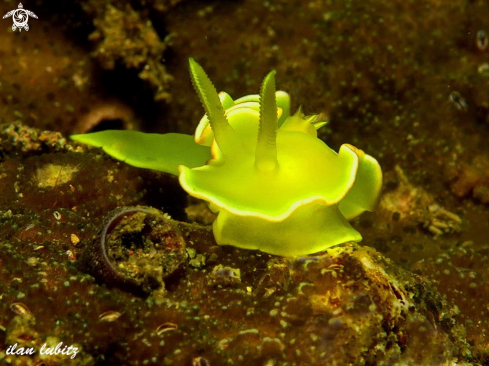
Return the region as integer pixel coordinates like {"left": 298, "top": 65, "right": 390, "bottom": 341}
{"left": 71, "top": 58, "right": 382, "bottom": 257}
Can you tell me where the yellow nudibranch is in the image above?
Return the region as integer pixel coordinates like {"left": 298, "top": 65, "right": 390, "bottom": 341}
{"left": 71, "top": 58, "right": 382, "bottom": 256}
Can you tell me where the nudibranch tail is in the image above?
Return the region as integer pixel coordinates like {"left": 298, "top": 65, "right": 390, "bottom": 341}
{"left": 256, "top": 70, "right": 278, "bottom": 171}
{"left": 70, "top": 131, "right": 211, "bottom": 176}
{"left": 188, "top": 58, "right": 239, "bottom": 155}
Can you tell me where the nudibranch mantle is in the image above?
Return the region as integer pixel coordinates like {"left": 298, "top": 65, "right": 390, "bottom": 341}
{"left": 71, "top": 58, "right": 382, "bottom": 257}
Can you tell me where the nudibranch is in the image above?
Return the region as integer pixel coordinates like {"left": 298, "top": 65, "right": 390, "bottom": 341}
{"left": 71, "top": 58, "right": 382, "bottom": 257}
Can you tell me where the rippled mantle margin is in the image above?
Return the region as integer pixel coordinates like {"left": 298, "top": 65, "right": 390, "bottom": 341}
{"left": 71, "top": 58, "right": 382, "bottom": 256}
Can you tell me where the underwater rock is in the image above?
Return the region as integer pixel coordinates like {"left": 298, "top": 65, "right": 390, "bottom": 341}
{"left": 73, "top": 100, "right": 139, "bottom": 134}
{"left": 379, "top": 165, "right": 462, "bottom": 238}
{"left": 412, "top": 241, "right": 489, "bottom": 363}
{"left": 0, "top": 122, "right": 475, "bottom": 363}
{"left": 0, "top": 123, "right": 481, "bottom": 365}
{"left": 87, "top": 1, "right": 173, "bottom": 101}
{"left": 448, "top": 154, "right": 489, "bottom": 204}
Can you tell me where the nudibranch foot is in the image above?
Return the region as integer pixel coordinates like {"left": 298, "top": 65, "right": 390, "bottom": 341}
{"left": 213, "top": 202, "right": 362, "bottom": 257}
